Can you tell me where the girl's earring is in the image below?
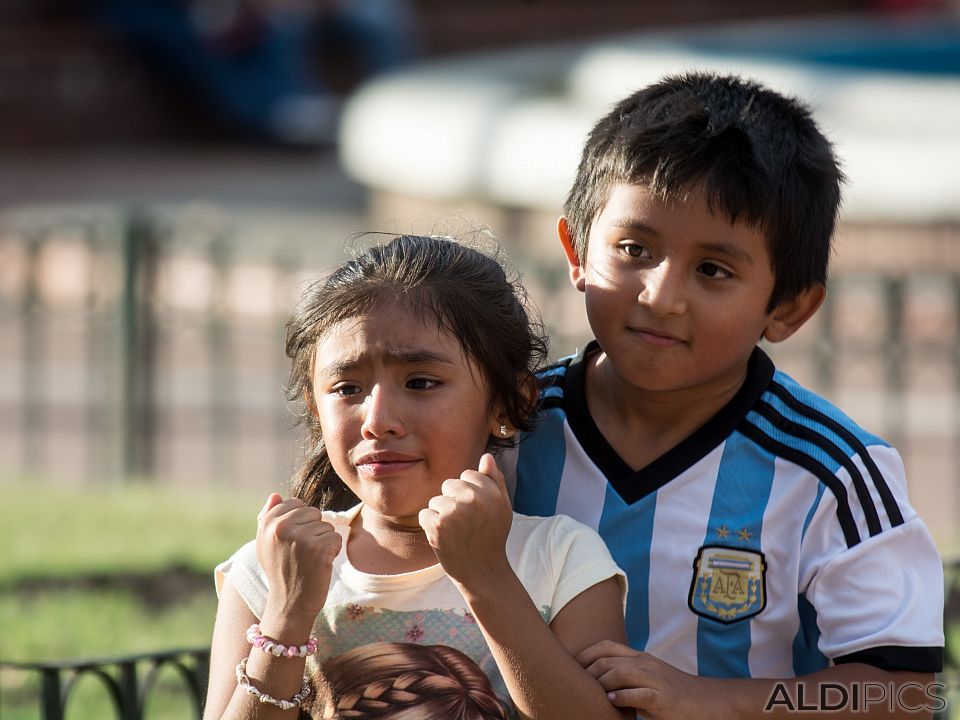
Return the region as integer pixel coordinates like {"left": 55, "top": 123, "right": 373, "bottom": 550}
{"left": 499, "top": 424, "right": 508, "bottom": 437}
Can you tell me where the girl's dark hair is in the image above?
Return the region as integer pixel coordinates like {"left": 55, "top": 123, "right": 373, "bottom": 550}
{"left": 565, "top": 71, "right": 844, "bottom": 311}
{"left": 285, "top": 233, "right": 548, "bottom": 510}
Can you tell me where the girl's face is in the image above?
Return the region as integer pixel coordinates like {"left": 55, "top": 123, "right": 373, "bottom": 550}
{"left": 311, "top": 304, "right": 503, "bottom": 525}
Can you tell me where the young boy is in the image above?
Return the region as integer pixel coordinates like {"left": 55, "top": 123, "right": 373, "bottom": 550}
{"left": 504, "top": 72, "right": 944, "bottom": 718}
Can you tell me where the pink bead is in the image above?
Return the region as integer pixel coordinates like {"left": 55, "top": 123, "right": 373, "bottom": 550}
{"left": 286, "top": 646, "right": 298, "bottom": 658}
{"left": 253, "top": 637, "right": 265, "bottom": 648}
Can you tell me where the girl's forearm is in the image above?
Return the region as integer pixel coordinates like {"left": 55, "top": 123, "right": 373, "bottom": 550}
{"left": 456, "top": 572, "right": 625, "bottom": 720}
{"left": 213, "top": 613, "right": 316, "bottom": 720}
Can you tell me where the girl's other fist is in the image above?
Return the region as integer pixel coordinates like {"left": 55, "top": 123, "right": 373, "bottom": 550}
{"left": 256, "top": 494, "right": 341, "bottom": 621}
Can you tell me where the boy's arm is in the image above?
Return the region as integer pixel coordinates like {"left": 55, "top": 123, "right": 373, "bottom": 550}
{"left": 580, "top": 641, "right": 939, "bottom": 720}
{"left": 420, "top": 453, "right": 630, "bottom": 720}
{"left": 465, "top": 568, "right": 631, "bottom": 720}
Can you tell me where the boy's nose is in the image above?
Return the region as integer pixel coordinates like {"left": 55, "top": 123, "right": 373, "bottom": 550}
{"left": 638, "top": 261, "right": 687, "bottom": 316}
{"left": 360, "top": 385, "right": 405, "bottom": 438}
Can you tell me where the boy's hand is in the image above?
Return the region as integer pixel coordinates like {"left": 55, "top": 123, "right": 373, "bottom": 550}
{"left": 579, "top": 640, "right": 708, "bottom": 720}
{"left": 418, "top": 453, "right": 513, "bottom": 587}
{"left": 256, "top": 493, "right": 342, "bottom": 623}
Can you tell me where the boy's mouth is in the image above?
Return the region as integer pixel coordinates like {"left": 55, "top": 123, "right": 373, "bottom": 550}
{"left": 629, "top": 326, "right": 685, "bottom": 347}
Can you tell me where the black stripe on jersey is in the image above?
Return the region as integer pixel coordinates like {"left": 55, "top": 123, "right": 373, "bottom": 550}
{"left": 542, "top": 396, "right": 565, "bottom": 411}
{"left": 739, "top": 420, "right": 862, "bottom": 548}
{"left": 768, "top": 382, "right": 905, "bottom": 527}
{"left": 561, "top": 343, "right": 637, "bottom": 489}
{"left": 834, "top": 645, "right": 943, "bottom": 673}
{"left": 753, "top": 401, "right": 883, "bottom": 537}
{"left": 538, "top": 358, "right": 570, "bottom": 412}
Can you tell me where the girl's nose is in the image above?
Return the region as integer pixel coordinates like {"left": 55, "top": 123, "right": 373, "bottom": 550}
{"left": 638, "top": 261, "right": 687, "bottom": 316}
{"left": 360, "top": 385, "right": 405, "bottom": 438}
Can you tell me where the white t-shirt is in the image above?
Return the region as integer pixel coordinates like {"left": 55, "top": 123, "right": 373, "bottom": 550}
{"left": 217, "top": 505, "right": 625, "bottom": 713}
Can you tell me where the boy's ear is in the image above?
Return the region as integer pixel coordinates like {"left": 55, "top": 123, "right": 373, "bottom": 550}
{"left": 558, "top": 216, "right": 586, "bottom": 292}
{"left": 762, "top": 284, "right": 826, "bottom": 343}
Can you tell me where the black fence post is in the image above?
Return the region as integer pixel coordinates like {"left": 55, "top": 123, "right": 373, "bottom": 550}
{"left": 120, "top": 211, "right": 159, "bottom": 480}
{"left": 38, "top": 668, "right": 64, "bottom": 720}
{"left": 21, "top": 231, "right": 43, "bottom": 477}
{"left": 118, "top": 660, "right": 144, "bottom": 720}
{"left": 884, "top": 276, "right": 905, "bottom": 453}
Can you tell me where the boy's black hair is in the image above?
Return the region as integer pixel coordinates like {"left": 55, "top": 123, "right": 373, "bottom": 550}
{"left": 564, "top": 71, "right": 844, "bottom": 311}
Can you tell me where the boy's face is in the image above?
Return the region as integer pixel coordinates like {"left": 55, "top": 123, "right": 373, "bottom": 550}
{"left": 564, "top": 182, "right": 786, "bottom": 397}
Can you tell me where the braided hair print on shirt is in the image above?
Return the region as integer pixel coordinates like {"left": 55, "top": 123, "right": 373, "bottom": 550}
{"left": 303, "top": 641, "right": 510, "bottom": 720}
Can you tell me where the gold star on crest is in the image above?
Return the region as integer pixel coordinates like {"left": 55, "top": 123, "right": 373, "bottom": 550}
{"left": 716, "top": 525, "right": 730, "bottom": 539}
{"left": 737, "top": 527, "right": 752, "bottom": 542}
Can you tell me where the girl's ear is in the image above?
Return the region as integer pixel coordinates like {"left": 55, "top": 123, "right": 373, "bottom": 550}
{"left": 490, "top": 411, "right": 516, "bottom": 439}
{"left": 558, "top": 216, "right": 586, "bottom": 292}
{"left": 762, "top": 284, "right": 826, "bottom": 343}
{"left": 490, "top": 374, "right": 540, "bottom": 438}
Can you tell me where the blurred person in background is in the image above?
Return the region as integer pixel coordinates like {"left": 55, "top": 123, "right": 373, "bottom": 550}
{"left": 98, "top": 0, "right": 418, "bottom": 146}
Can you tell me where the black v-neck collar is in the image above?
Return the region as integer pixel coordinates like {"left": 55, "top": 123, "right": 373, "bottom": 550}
{"left": 562, "top": 340, "right": 775, "bottom": 505}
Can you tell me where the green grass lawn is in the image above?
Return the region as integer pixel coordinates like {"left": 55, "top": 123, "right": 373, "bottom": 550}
{"left": 0, "top": 480, "right": 261, "bottom": 587}
{"left": 0, "top": 479, "right": 263, "bottom": 719}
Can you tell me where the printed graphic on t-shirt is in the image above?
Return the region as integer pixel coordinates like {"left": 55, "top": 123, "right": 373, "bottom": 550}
{"left": 307, "top": 604, "right": 550, "bottom": 718}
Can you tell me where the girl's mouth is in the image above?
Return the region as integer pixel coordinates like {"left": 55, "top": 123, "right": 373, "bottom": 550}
{"left": 355, "top": 451, "right": 421, "bottom": 477}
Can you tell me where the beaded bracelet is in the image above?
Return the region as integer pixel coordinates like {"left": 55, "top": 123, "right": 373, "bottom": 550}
{"left": 246, "top": 623, "right": 319, "bottom": 658}
{"left": 235, "top": 657, "right": 311, "bottom": 711}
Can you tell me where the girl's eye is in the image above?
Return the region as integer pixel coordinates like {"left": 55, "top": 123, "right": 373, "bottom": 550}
{"left": 699, "top": 262, "right": 733, "bottom": 279}
{"left": 407, "top": 377, "right": 439, "bottom": 391}
{"left": 332, "top": 383, "right": 362, "bottom": 398}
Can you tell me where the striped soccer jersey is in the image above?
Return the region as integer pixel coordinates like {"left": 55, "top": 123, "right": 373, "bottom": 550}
{"left": 503, "top": 341, "right": 944, "bottom": 678}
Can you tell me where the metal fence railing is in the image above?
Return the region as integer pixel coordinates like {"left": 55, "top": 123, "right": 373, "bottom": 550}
{"left": 1, "top": 207, "right": 959, "bottom": 540}
{"left": 0, "top": 205, "right": 346, "bottom": 490}
{"left": 0, "top": 648, "right": 209, "bottom": 720}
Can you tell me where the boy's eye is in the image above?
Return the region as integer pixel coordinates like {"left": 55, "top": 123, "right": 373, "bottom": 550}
{"left": 699, "top": 262, "right": 733, "bottom": 279}
{"left": 407, "top": 377, "right": 439, "bottom": 391}
{"left": 619, "top": 242, "right": 651, "bottom": 259}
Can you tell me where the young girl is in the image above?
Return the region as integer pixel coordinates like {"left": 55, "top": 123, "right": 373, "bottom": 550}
{"left": 203, "top": 234, "right": 627, "bottom": 720}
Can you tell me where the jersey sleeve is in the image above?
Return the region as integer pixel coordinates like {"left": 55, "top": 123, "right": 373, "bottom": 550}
{"left": 801, "top": 446, "right": 944, "bottom": 672}
{"left": 543, "top": 515, "right": 627, "bottom": 623}
{"left": 214, "top": 539, "right": 268, "bottom": 619}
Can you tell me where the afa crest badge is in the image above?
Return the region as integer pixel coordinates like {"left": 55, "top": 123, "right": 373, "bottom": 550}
{"left": 688, "top": 546, "right": 766, "bottom": 624}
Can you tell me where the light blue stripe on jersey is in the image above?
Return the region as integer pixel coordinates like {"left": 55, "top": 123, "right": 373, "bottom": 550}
{"left": 541, "top": 385, "right": 564, "bottom": 401}
{"left": 697, "top": 431, "right": 776, "bottom": 678}
{"left": 794, "top": 487, "right": 829, "bottom": 674}
{"left": 598, "top": 487, "right": 657, "bottom": 649}
{"left": 793, "top": 593, "right": 829, "bottom": 675}
{"left": 801, "top": 483, "right": 825, "bottom": 541}
{"left": 514, "top": 408, "right": 567, "bottom": 516}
